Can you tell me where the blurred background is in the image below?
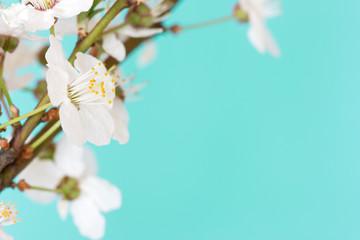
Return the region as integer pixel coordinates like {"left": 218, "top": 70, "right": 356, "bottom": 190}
{"left": 3, "top": 0, "right": 360, "bottom": 239}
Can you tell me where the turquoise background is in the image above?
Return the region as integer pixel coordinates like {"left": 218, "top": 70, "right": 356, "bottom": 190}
{"left": 2, "top": 0, "right": 360, "bottom": 239}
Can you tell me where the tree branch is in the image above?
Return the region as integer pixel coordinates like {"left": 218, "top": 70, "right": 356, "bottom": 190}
{"left": 0, "top": 0, "right": 181, "bottom": 192}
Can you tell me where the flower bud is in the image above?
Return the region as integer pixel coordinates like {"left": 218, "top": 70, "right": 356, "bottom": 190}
{"left": 20, "top": 145, "right": 34, "bottom": 160}
{"left": 126, "top": 3, "right": 153, "bottom": 28}
{"left": 17, "top": 180, "right": 31, "bottom": 192}
{"left": 41, "top": 108, "right": 59, "bottom": 122}
{"left": 170, "top": 25, "right": 182, "bottom": 34}
{"left": 234, "top": 4, "right": 249, "bottom": 23}
{"left": 0, "top": 36, "right": 19, "bottom": 53}
{"left": 10, "top": 105, "right": 19, "bottom": 118}
{"left": 0, "top": 138, "right": 9, "bottom": 150}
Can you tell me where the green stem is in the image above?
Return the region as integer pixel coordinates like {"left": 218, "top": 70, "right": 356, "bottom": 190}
{"left": 172, "top": 15, "right": 235, "bottom": 31}
{"left": 0, "top": 93, "right": 10, "bottom": 119}
{"left": 30, "top": 120, "right": 61, "bottom": 150}
{"left": 0, "top": 60, "right": 13, "bottom": 109}
{"left": 0, "top": 103, "right": 52, "bottom": 130}
{"left": 68, "top": 0, "right": 130, "bottom": 65}
{"left": 15, "top": 94, "right": 50, "bottom": 148}
{"left": 30, "top": 185, "right": 61, "bottom": 194}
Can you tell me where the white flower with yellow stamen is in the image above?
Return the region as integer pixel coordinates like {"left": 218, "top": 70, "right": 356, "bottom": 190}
{"left": 238, "top": 0, "right": 281, "bottom": 57}
{"left": 45, "top": 35, "right": 119, "bottom": 146}
{"left": 21, "top": 0, "right": 93, "bottom": 31}
{"left": 0, "top": 201, "right": 21, "bottom": 240}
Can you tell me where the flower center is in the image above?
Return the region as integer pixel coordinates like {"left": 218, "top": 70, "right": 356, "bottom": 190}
{"left": 68, "top": 62, "right": 115, "bottom": 106}
{"left": 0, "top": 201, "right": 21, "bottom": 225}
{"left": 28, "top": 0, "right": 57, "bottom": 10}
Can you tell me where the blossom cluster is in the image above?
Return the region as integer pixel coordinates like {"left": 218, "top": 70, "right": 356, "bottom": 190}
{"left": 0, "top": 0, "right": 282, "bottom": 239}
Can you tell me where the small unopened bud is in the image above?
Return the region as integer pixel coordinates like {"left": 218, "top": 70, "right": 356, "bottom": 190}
{"left": 10, "top": 105, "right": 19, "bottom": 118}
{"left": 41, "top": 108, "right": 59, "bottom": 122}
{"left": 126, "top": 3, "right": 153, "bottom": 28}
{"left": 17, "top": 180, "right": 30, "bottom": 192}
{"left": 234, "top": 4, "right": 249, "bottom": 23}
{"left": 170, "top": 25, "right": 182, "bottom": 34}
{"left": 89, "top": 46, "right": 99, "bottom": 58}
{"left": 20, "top": 145, "right": 34, "bottom": 160}
{"left": 78, "top": 28, "right": 87, "bottom": 42}
{"left": 0, "top": 138, "right": 9, "bottom": 149}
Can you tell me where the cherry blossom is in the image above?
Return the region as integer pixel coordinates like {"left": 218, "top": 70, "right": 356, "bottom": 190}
{"left": 45, "top": 35, "right": 117, "bottom": 146}
{"left": 20, "top": 136, "right": 121, "bottom": 240}
{"left": 238, "top": 0, "right": 281, "bottom": 56}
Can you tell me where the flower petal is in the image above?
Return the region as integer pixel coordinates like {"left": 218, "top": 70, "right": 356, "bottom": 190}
{"left": 120, "top": 26, "right": 163, "bottom": 38}
{"left": 79, "top": 105, "right": 114, "bottom": 146}
{"left": 0, "top": 226, "right": 13, "bottom": 240}
{"left": 247, "top": 11, "right": 280, "bottom": 57}
{"left": 20, "top": 159, "right": 63, "bottom": 204}
{"left": 102, "top": 34, "right": 126, "bottom": 62}
{"left": 82, "top": 147, "right": 98, "bottom": 177}
{"left": 80, "top": 176, "right": 122, "bottom": 213}
{"left": 57, "top": 199, "right": 69, "bottom": 220}
{"left": 74, "top": 52, "right": 107, "bottom": 76}
{"left": 54, "top": 135, "right": 85, "bottom": 178}
{"left": 59, "top": 102, "right": 87, "bottom": 146}
{"left": 45, "top": 66, "right": 69, "bottom": 106}
{"left": 55, "top": 17, "right": 78, "bottom": 40}
{"left": 110, "top": 99, "right": 129, "bottom": 144}
{"left": 46, "top": 35, "right": 78, "bottom": 82}
{"left": 23, "top": 7, "right": 55, "bottom": 31}
{"left": 71, "top": 195, "right": 106, "bottom": 240}
{"left": 50, "top": 0, "right": 93, "bottom": 19}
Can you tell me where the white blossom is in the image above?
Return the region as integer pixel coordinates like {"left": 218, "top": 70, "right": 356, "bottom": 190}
{"left": 88, "top": 16, "right": 163, "bottom": 62}
{"left": 21, "top": 0, "right": 93, "bottom": 31}
{"left": 0, "top": 202, "right": 21, "bottom": 240}
{"left": 20, "top": 136, "right": 122, "bottom": 240}
{"left": 0, "top": 3, "right": 42, "bottom": 40}
{"left": 239, "top": 0, "right": 281, "bottom": 57}
{"left": 45, "top": 35, "right": 124, "bottom": 146}
{"left": 4, "top": 43, "right": 38, "bottom": 91}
